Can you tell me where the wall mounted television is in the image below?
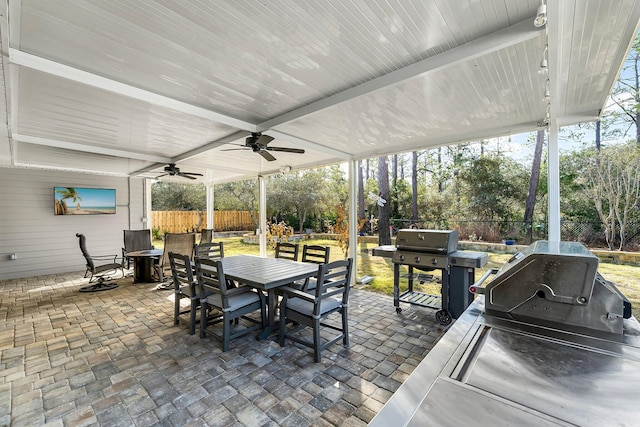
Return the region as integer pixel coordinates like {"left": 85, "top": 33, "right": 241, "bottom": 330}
{"left": 54, "top": 187, "right": 116, "bottom": 215}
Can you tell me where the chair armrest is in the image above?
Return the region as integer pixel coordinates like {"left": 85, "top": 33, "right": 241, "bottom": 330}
{"left": 92, "top": 254, "right": 121, "bottom": 263}
{"left": 279, "top": 286, "right": 315, "bottom": 302}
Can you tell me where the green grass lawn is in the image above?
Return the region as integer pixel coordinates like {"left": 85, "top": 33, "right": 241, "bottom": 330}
{"left": 154, "top": 236, "right": 640, "bottom": 314}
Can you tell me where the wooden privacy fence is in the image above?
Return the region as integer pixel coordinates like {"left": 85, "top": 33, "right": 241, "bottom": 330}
{"left": 152, "top": 211, "right": 255, "bottom": 233}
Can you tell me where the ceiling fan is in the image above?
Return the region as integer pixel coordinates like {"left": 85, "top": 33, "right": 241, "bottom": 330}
{"left": 156, "top": 163, "right": 203, "bottom": 180}
{"left": 222, "top": 132, "right": 305, "bottom": 161}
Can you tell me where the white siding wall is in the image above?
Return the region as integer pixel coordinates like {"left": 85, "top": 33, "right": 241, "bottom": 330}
{"left": 0, "top": 167, "right": 145, "bottom": 280}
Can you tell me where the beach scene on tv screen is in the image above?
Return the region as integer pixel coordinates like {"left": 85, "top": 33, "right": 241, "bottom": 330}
{"left": 54, "top": 187, "right": 116, "bottom": 215}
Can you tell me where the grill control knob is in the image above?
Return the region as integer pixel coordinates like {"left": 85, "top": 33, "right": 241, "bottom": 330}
{"left": 431, "top": 258, "right": 438, "bottom": 265}
{"left": 414, "top": 256, "right": 421, "bottom": 263}
{"left": 398, "top": 254, "right": 405, "bottom": 261}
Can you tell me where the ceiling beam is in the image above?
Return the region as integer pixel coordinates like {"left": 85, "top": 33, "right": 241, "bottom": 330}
{"left": 130, "top": 130, "right": 253, "bottom": 176}
{"left": 264, "top": 130, "right": 352, "bottom": 159}
{"left": 257, "top": 18, "right": 543, "bottom": 131}
{"left": 8, "top": 48, "right": 256, "bottom": 132}
{"left": 13, "top": 133, "right": 172, "bottom": 163}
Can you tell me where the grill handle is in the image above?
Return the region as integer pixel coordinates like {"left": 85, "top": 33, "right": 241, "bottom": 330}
{"left": 469, "top": 268, "right": 499, "bottom": 295}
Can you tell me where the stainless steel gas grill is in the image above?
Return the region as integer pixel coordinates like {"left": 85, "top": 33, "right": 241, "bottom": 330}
{"left": 373, "top": 229, "right": 488, "bottom": 325}
{"left": 370, "top": 241, "right": 640, "bottom": 427}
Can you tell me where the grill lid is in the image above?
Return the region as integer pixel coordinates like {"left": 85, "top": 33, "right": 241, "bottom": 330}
{"left": 471, "top": 241, "right": 631, "bottom": 334}
{"left": 395, "top": 229, "right": 458, "bottom": 254}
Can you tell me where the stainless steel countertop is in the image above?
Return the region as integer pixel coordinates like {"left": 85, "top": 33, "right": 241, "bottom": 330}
{"left": 369, "top": 297, "right": 640, "bottom": 427}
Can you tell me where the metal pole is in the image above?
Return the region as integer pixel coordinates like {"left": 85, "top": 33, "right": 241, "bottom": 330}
{"left": 348, "top": 160, "right": 358, "bottom": 284}
{"left": 206, "top": 184, "right": 214, "bottom": 230}
{"left": 548, "top": 123, "right": 560, "bottom": 242}
{"left": 259, "top": 175, "right": 267, "bottom": 257}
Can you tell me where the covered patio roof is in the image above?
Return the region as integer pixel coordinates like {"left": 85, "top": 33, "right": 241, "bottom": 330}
{"left": 1, "top": 1, "right": 639, "bottom": 184}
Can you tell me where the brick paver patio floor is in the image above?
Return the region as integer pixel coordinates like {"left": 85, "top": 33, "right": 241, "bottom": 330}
{"left": 0, "top": 271, "right": 447, "bottom": 426}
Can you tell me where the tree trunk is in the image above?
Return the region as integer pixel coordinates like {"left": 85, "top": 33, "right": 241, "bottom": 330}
{"left": 636, "top": 54, "right": 640, "bottom": 145}
{"left": 411, "top": 151, "right": 418, "bottom": 224}
{"left": 299, "top": 211, "right": 307, "bottom": 234}
{"left": 377, "top": 156, "right": 391, "bottom": 245}
{"left": 437, "top": 147, "right": 443, "bottom": 192}
{"left": 523, "top": 130, "right": 544, "bottom": 242}
{"left": 596, "top": 120, "right": 601, "bottom": 152}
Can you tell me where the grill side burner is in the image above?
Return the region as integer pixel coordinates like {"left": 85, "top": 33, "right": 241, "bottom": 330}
{"left": 374, "top": 229, "right": 488, "bottom": 325}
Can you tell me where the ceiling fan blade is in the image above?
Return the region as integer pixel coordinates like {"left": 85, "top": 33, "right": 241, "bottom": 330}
{"left": 181, "top": 172, "right": 203, "bottom": 177}
{"left": 156, "top": 173, "right": 169, "bottom": 178}
{"left": 256, "top": 134, "right": 274, "bottom": 146}
{"left": 259, "top": 150, "right": 277, "bottom": 161}
{"left": 177, "top": 173, "right": 198, "bottom": 180}
{"left": 265, "top": 146, "right": 305, "bottom": 154}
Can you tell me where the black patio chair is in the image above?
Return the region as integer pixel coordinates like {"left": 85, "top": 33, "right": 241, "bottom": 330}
{"left": 122, "top": 229, "right": 154, "bottom": 269}
{"left": 194, "top": 241, "right": 224, "bottom": 260}
{"left": 169, "top": 252, "right": 218, "bottom": 335}
{"left": 301, "top": 244, "right": 330, "bottom": 264}
{"left": 278, "top": 258, "right": 353, "bottom": 363}
{"left": 194, "top": 256, "right": 266, "bottom": 351}
{"left": 275, "top": 242, "right": 299, "bottom": 261}
{"left": 76, "top": 233, "right": 123, "bottom": 292}
{"left": 291, "top": 244, "right": 331, "bottom": 291}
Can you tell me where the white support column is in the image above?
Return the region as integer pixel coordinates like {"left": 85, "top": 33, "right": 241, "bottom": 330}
{"left": 144, "top": 179, "right": 152, "bottom": 232}
{"left": 348, "top": 160, "right": 358, "bottom": 284}
{"left": 547, "top": 123, "right": 560, "bottom": 242}
{"left": 259, "top": 175, "right": 267, "bottom": 257}
{"left": 206, "top": 184, "right": 214, "bottom": 231}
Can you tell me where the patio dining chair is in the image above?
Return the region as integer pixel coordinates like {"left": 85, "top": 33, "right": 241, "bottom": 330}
{"left": 122, "top": 229, "right": 154, "bottom": 269}
{"left": 278, "top": 258, "right": 353, "bottom": 363}
{"left": 275, "top": 242, "right": 299, "bottom": 261}
{"left": 194, "top": 241, "right": 224, "bottom": 260}
{"left": 153, "top": 232, "right": 196, "bottom": 284}
{"left": 301, "top": 244, "right": 330, "bottom": 264}
{"left": 194, "top": 257, "right": 266, "bottom": 351}
{"left": 169, "top": 252, "right": 220, "bottom": 335}
{"left": 291, "top": 244, "right": 331, "bottom": 291}
{"left": 76, "top": 233, "right": 124, "bottom": 292}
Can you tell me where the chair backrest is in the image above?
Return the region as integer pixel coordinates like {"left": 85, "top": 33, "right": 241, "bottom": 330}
{"left": 123, "top": 229, "right": 153, "bottom": 252}
{"left": 76, "top": 233, "right": 95, "bottom": 271}
{"left": 301, "top": 245, "right": 330, "bottom": 264}
{"left": 160, "top": 233, "right": 196, "bottom": 268}
{"left": 200, "top": 229, "right": 213, "bottom": 244}
{"left": 312, "top": 258, "right": 353, "bottom": 314}
{"left": 194, "top": 257, "right": 232, "bottom": 308}
{"left": 194, "top": 242, "right": 224, "bottom": 260}
{"left": 275, "top": 242, "right": 299, "bottom": 261}
{"left": 169, "top": 252, "right": 196, "bottom": 293}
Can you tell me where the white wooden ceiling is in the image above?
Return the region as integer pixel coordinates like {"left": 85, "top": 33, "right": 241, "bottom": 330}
{"left": 0, "top": 0, "right": 638, "bottom": 183}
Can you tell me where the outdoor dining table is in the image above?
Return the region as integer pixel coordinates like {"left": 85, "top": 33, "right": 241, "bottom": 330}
{"left": 126, "top": 249, "right": 163, "bottom": 283}
{"left": 219, "top": 255, "right": 319, "bottom": 339}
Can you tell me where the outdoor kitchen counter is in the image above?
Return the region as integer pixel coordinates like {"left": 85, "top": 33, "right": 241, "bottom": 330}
{"left": 369, "top": 296, "right": 640, "bottom": 427}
